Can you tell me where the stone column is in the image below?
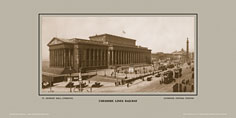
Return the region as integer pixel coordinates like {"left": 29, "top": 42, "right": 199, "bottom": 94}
{"left": 94, "top": 49, "right": 97, "bottom": 67}
{"left": 98, "top": 49, "right": 101, "bottom": 66}
{"left": 61, "top": 49, "right": 64, "bottom": 67}
{"left": 88, "top": 49, "right": 91, "bottom": 67}
{"left": 127, "top": 51, "right": 129, "bottom": 64}
{"left": 93, "top": 49, "right": 96, "bottom": 66}
{"left": 97, "top": 49, "right": 99, "bottom": 67}
{"left": 107, "top": 49, "right": 110, "bottom": 66}
{"left": 55, "top": 50, "right": 57, "bottom": 67}
{"left": 133, "top": 52, "right": 135, "bottom": 64}
{"left": 57, "top": 50, "right": 59, "bottom": 66}
{"left": 122, "top": 51, "right": 124, "bottom": 64}
{"left": 53, "top": 50, "right": 55, "bottom": 67}
{"left": 101, "top": 49, "right": 103, "bottom": 66}
{"left": 54, "top": 50, "right": 56, "bottom": 67}
{"left": 124, "top": 51, "right": 126, "bottom": 64}
{"left": 138, "top": 52, "right": 139, "bottom": 63}
{"left": 129, "top": 51, "right": 131, "bottom": 64}
{"left": 57, "top": 50, "right": 59, "bottom": 67}
{"left": 87, "top": 49, "right": 90, "bottom": 67}
{"left": 73, "top": 45, "right": 79, "bottom": 71}
{"left": 50, "top": 50, "right": 53, "bottom": 67}
{"left": 103, "top": 49, "right": 106, "bottom": 66}
{"left": 126, "top": 51, "right": 128, "bottom": 64}
{"left": 49, "top": 50, "right": 51, "bottom": 67}
{"left": 130, "top": 51, "right": 132, "bottom": 64}
{"left": 68, "top": 49, "right": 71, "bottom": 67}
{"left": 116, "top": 50, "right": 118, "bottom": 65}
{"left": 118, "top": 50, "right": 120, "bottom": 65}
{"left": 100, "top": 49, "right": 103, "bottom": 66}
{"left": 60, "top": 49, "right": 62, "bottom": 67}
{"left": 142, "top": 52, "right": 144, "bottom": 63}
{"left": 105, "top": 49, "right": 108, "bottom": 66}
{"left": 111, "top": 50, "right": 113, "bottom": 65}
{"left": 59, "top": 49, "right": 61, "bottom": 67}
{"left": 134, "top": 52, "right": 135, "bottom": 64}
{"left": 51, "top": 50, "right": 53, "bottom": 67}
{"left": 58, "top": 49, "right": 60, "bottom": 67}
{"left": 114, "top": 50, "right": 117, "bottom": 65}
{"left": 91, "top": 49, "right": 93, "bottom": 66}
{"left": 94, "top": 49, "right": 96, "bottom": 66}
{"left": 63, "top": 49, "right": 65, "bottom": 67}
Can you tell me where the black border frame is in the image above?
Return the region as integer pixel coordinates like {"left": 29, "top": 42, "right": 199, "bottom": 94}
{"left": 38, "top": 13, "right": 198, "bottom": 96}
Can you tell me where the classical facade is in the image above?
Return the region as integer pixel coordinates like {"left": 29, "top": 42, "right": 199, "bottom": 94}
{"left": 47, "top": 34, "right": 152, "bottom": 72}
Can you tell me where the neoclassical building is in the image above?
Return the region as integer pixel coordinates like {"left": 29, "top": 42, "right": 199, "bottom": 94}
{"left": 47, "top": 34, "right": 151, "bottom": 72}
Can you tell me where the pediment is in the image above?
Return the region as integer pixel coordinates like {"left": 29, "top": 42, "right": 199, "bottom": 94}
{"left": 48, "top": 38, "right": 64, "bottom": 46}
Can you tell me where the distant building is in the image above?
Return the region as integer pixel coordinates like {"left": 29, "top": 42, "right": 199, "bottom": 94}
{"left": 152, "top": 38, "right": 193, "bottom": 63}
{"left": 47, "top": 33, "right": 152, "bottom": 72}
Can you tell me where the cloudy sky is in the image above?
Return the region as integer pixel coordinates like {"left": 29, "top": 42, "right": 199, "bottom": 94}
{"left": 41, "top": 16, "right": 195, "bottom": 60}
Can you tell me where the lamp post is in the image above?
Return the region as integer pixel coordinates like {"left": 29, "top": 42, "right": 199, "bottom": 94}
{"left": 69, "top": 73, "right": 72, "bottom": 92}
{"left": 125, "top": 70, "right": 128, "bottom": 79}
{"left": 49, "top": 76, "right": 54, "bottom": 92}
{"left": 114, "top": 67, "right": 117, "bottom": 78}
{"left": 152, "top": 63, "right": 155, "bottom": 75}
{"left": 104, "top": 69, "right": 106, "bottom": 76}
{"left": 78, "top": 68, "right": 82, "bottom": 92}
{"left": 69, "top": 66, "right": 72, "bottom": 93}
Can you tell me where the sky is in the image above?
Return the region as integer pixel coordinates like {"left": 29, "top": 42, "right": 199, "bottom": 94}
{"left": 41, "top": 16, "right": 195, "bottom": 60}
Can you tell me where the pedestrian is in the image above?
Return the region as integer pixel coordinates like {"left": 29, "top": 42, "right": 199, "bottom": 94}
{"left": 184, "top": 86, "right": 187, "bottom": 92}
{"left": 191, "top": 84, "right": 194, "bottom": 91}
{"left": 179, "top": 83, "right": 182, "bottom": 92}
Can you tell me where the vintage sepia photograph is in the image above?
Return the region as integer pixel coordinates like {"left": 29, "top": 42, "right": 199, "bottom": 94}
{"left": 39, "top": 14, "right": 197, "bottom": 95}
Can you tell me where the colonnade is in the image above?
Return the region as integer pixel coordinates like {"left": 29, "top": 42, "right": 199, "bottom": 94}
{"left": 49, "top": 48, "right": 73, "bottom": 67}
{"left": 50, "top": 48, "right": 151, "bottom": 68}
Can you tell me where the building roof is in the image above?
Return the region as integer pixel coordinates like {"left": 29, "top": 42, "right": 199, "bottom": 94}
{"left": 89, "top": 33, "right": 136, "bottom": 41}
{"left": 47, "top": 34, "right": 150, "bottom": 51}
{"left": 47, "top": 37, "right": 109, "bottom": 46}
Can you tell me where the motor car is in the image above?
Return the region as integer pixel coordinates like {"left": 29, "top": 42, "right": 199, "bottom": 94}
{"left": 65, "top": 82, "right": 74, "bottom": 88}
{"left": 147, "top": 77, "right": 152, "bottom": 81}
{"left": 91, "top": 82, "right": 103, "bottom": 88}
{"left": 167, "top": 64, "right": 174, "bottom": 68}
{"left": 158, "top": 65, "right": 167, "bottom": 71}
{"left": 75, "top": 82, "right": 88, "bottom": 88}
{"left": 155, "top": 72, "right": 161, "bottom": 77}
